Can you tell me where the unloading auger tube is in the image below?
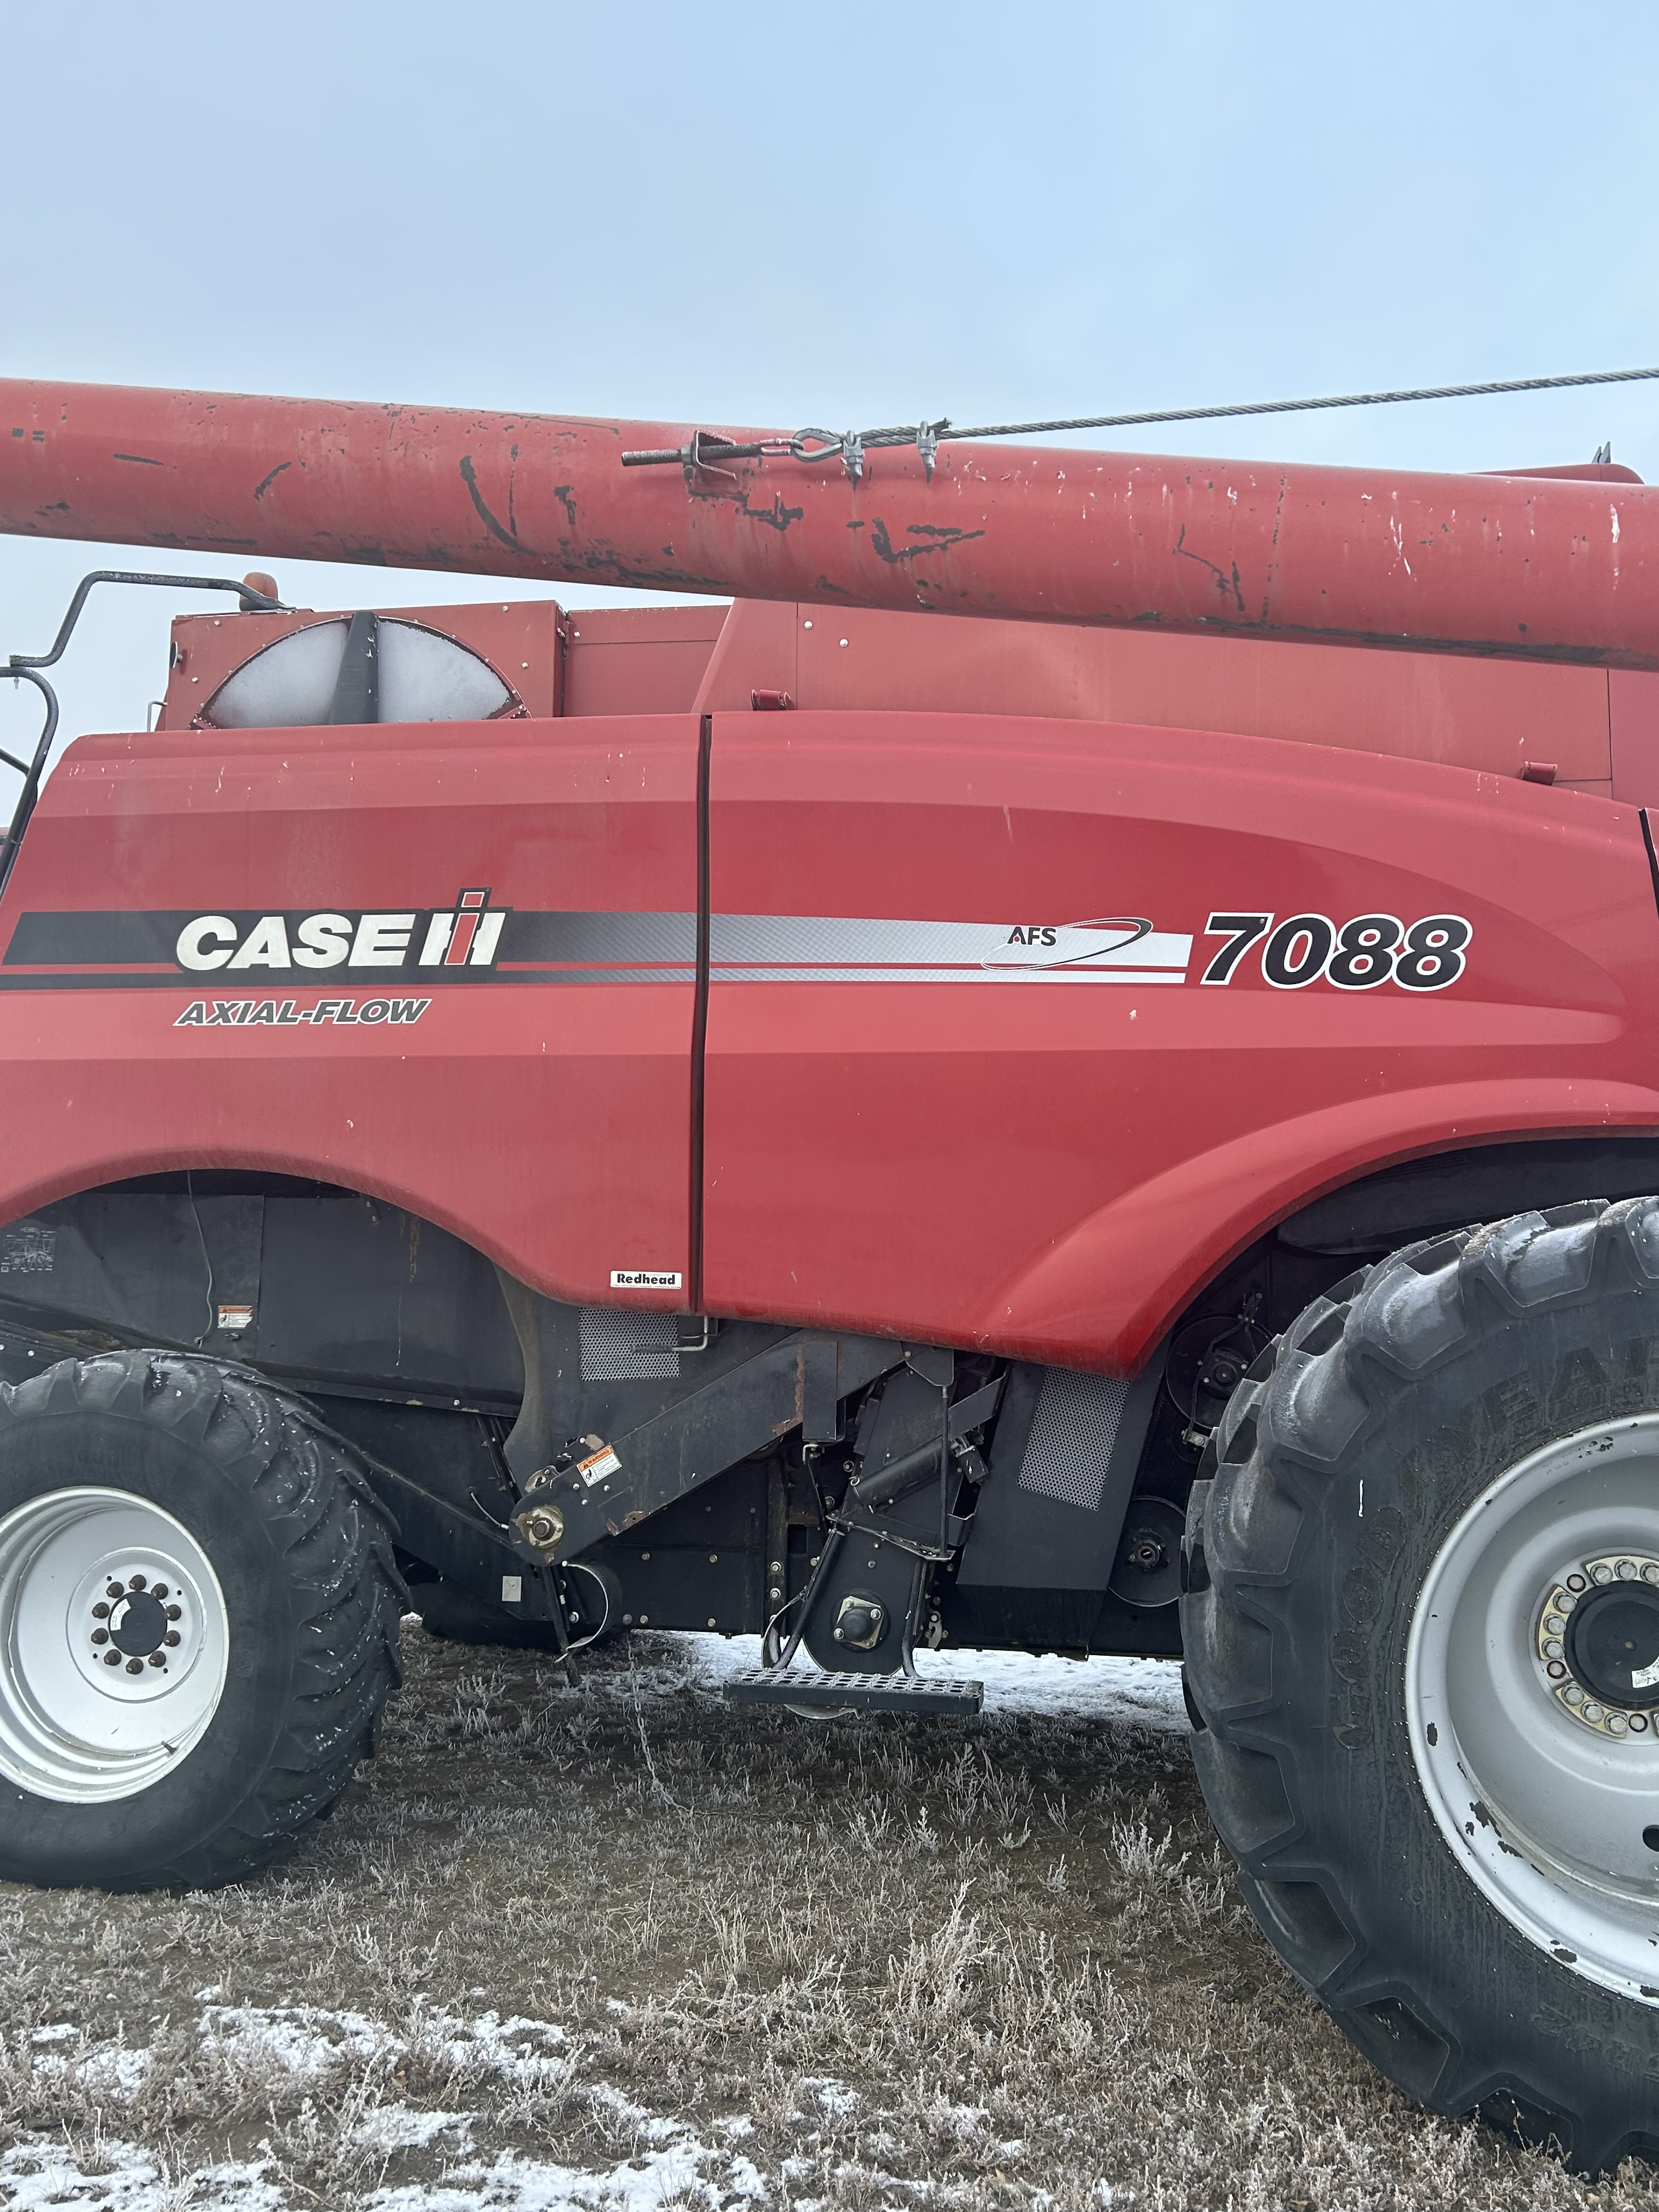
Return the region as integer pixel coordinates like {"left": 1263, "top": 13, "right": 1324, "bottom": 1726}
{"left": 2, "top": 378, "right": 1657, "bottom": 666}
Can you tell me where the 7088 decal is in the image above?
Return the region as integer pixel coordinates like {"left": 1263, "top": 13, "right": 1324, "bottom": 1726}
{"left": 1201, "top": 912, "right": 1471, "bottom": 992}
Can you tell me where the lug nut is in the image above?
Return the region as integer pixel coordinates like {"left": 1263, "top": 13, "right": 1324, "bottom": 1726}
{"left": 1547, "top": 1660, "right": 1567, "bottom": 1679}
{"left": 91, "top": 1629, "right": 109, "bottom": 1646}
{"left": 92, "top": 1602, "right": 110, "bottom": 1620}
{"left": 152, "top": 1584, "right": 168, "bottom": 1601}
{"left": 106, "top": 1582, "right": 124, "bottom": 1600}
{"left": 166, "top": 1605, "right": 182, "bottom": 1622}
{"left": 126, "top": 1658, "right": 143, "bottom": 1675}
{"left": 128, "top": 1575, "right": 146, "bottom": 1592}
{"left": 163, "top": 1631, "right": 180, "bottom": 1647}
{"left": 103, "top": 1651, "right": 121, "bottom": 1667}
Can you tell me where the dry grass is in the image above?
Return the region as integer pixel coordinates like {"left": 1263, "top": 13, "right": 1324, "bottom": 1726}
{"left": 1, "top": 1629, "right": 1656, "bottom": 2209}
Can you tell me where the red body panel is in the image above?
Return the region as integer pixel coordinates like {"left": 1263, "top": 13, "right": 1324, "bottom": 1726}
{"left": 4, "top": 379, "right": 1659, "bottom": 667}
{"left": 702, "top": 712, "right": 1659, "bottom": 1369}
{"left": 5, "top": 693, "right": 1659, "bottom": 1370}
{"left": 163, "top": 591, "right": 1652, "bottom": 797}
{"left": 0, "top": 717, "right": 699, "bottom": 1305}
{"left": 563, "top": 607, "right": 726, "bottom": 719}
{"left": 693, "top": 601, "right": 1629, "bottom": 794}
{"left": 5, "top": 616, "right": 1659, "bottom": 1373}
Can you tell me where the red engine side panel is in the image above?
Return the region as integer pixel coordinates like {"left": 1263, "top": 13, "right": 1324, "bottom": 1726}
{"left": 701, "top": 711, "right": 1659, "bottom": 1370}
{"left": 0, "top": 716, "right": 700, "bottom": 1307}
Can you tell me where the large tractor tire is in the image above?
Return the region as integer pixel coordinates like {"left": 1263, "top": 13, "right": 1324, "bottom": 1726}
{"left": 1181, "top": 1200, "right": 1659, "bottom": 2172}
{"left": 0, "top": 1350, "right": 403, "bottom": 1891}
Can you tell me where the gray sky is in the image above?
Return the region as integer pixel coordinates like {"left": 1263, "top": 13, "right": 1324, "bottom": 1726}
{"left": 3, "top": 0, "right": 1657, "bottom": 764}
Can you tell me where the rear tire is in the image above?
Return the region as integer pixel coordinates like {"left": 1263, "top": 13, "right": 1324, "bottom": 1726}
{"left": 0, "top": 1350, "right": 403, "bottom": 1891}
{"left": 1181, "top": 1200, "right": 1659, "bottom": 2172}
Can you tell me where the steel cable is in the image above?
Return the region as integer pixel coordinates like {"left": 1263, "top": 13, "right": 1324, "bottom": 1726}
{"left": 943, "top": 365, "right": 1659, "bottom": 444}
{"left": 623, "top": 366, "right": 1659, "bottom": 476}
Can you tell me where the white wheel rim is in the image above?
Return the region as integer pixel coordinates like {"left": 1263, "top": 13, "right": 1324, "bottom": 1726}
{"left": 1406, "top": 1417, "right": 1659, "bottom": 2005}
{"left": 0, "top": 1487, "right": 229, "bottom": 1804}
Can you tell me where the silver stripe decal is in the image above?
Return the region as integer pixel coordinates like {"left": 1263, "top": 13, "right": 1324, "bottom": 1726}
{"left": 12, "top": 906, "right": 1193, "bottom": 988}
{"left": 708, "top": 916, "right": 1192, "bottom": 979}
{"left": 709, "top": 966, "right": 1188, "bottom": 985}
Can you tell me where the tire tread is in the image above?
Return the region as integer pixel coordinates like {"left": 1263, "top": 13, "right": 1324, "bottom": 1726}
{"left": 1183, "top": 1201, "right": 1659, "bottom": 2174}
{"left": 0, "top": 1350, "right": 404, "bottom": 1891}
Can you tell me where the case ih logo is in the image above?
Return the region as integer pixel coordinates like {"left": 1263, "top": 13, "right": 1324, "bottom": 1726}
{"left": 175, "top": 890, "right": 505, "bottom": 974}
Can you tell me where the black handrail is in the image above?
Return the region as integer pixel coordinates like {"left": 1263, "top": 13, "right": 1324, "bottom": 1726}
{"left": 0, "top": 570, "right": 287, "bottom": 898}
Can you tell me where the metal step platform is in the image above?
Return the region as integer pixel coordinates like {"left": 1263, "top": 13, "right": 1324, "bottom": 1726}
{"left": 720, "top": 1666, "right": 984, "bottom": 1716}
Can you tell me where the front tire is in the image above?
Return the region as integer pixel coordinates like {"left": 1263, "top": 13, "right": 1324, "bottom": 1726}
{"left": 1181, "top": 1200, "right": 1659, "bottom": 2172}
{"left": 0, "top": 1351, "right": 403, "bottom": 1891}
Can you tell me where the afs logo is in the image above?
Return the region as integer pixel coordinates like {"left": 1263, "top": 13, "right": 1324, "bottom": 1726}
{"left": 176, "top": 890, "right": 506, "bottom": 974}
{"left": 981, "top": 918, "right": 1155, "bottom": 970}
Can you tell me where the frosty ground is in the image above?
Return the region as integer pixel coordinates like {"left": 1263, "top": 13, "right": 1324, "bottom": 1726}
{"left": 1, "top": 1629, "right": 1654, "bottom": 2211}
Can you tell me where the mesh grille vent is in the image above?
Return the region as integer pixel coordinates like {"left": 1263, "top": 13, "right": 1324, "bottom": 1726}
{"left": 580, "top": 1310, "right": 681, "bottom": 1383}
{"left": 1017, "top": 1368, "right": 1129, "bottom": 1511}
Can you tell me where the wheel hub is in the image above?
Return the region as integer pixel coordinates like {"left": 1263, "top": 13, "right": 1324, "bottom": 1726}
{"left": 1536, "top": 1553, "right": 1659, "bottom": 1734}
{"left": 0, "top": 1488, "right": 229, "bottom": 1804}
{"left": 1406, "top": 1417, "right": 1659, "bottom": 2008}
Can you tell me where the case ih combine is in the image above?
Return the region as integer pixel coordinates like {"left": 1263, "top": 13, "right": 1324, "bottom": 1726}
{"left": 1, "top": 379, "right": 1658, "bottom": 2166}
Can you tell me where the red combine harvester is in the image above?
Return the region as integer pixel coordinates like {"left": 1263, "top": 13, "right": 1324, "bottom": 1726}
{"left": 1, "top": 381, "right": 1658, "bottom": 2165}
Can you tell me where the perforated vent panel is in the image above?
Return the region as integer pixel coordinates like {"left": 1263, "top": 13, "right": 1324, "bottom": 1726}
{"left": 579, "top": 1309, "right": 681, "bottom": 1383}
{"left": 1016, "top": 1368, "right": 1130, "bottom": 1511}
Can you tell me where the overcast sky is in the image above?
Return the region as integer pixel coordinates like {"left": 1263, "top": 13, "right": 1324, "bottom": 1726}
{"left": 3, "top": 0, "right": 1657, "bottom": 764}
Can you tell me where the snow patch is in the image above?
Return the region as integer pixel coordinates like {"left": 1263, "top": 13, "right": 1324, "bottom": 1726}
{"left": 201, "top": 2000, "right": 398, "bottom": 2083}
{"left": 198, "top": 2000, "right": 569, "bottom": 2091}
{"left": 30, "top": 2032, "right": 153, "bottom": 2098}
{"left": 1, "top": 2136, "right": 283, "bottom": 2211}
{"left": 352, "top": 2105, "right": 475, "bottom": 2153}
{"left": 798, "top": 2074, "right": 860, "bottom": 2115}
{"left": 364, "top": 2140, "right": 763, "bottom": 2211}
{"left": 2, "top": 2131, "right": 771, "bottom": 2212}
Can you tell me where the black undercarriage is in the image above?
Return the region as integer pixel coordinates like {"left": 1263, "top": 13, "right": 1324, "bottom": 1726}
{"left": 4, "top": 1135, "right": 1658, "bottom": 1673}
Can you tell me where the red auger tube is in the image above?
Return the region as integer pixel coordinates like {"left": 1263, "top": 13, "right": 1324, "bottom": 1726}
{"left": 2, "top": 378, "right": 1657, "bottom": 666}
